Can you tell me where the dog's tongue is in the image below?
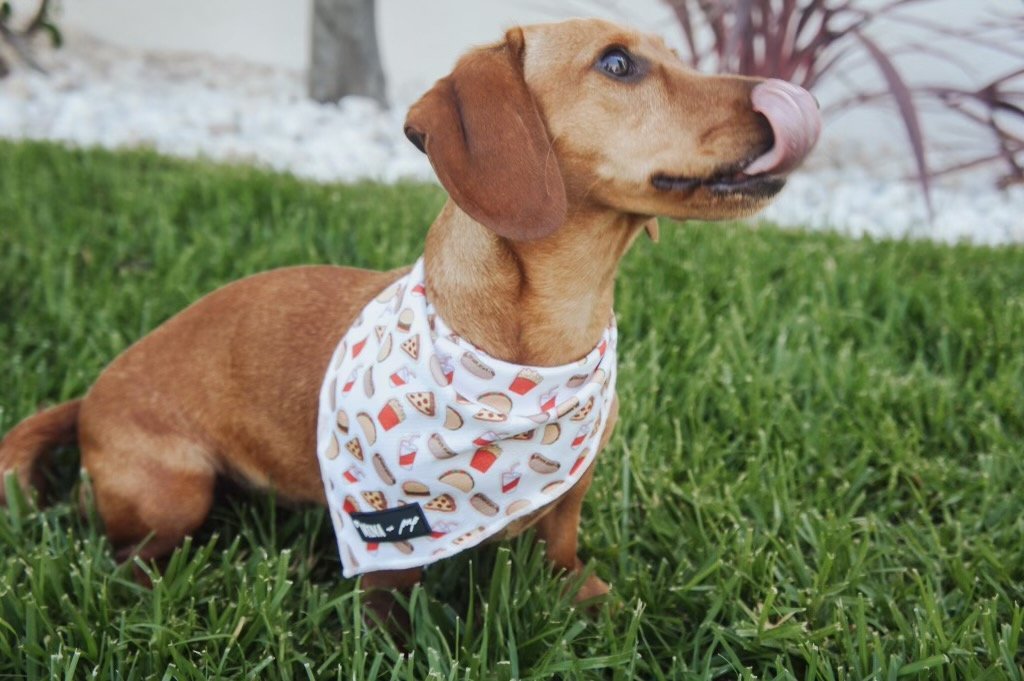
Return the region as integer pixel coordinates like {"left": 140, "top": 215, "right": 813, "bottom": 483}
{"left": 744, "top": 78, "right": 821, "bottom": 176}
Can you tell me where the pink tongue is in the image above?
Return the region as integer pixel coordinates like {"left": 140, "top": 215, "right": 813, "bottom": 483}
{"left": 744, "top": 78, "right": 822, "bottom": 176}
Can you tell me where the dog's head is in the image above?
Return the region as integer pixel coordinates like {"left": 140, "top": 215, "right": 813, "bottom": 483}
{"left": 405, "top": 18, "right": 820, "bottom": 240}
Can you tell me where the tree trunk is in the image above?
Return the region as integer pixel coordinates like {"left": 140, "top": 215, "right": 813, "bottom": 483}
{"left": 309, "top": 0, "right": 387, "bottom": 106}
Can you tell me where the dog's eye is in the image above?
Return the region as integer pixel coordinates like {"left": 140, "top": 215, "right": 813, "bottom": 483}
{"left": 598, "top": 49, "right": 634, "bottom": 79}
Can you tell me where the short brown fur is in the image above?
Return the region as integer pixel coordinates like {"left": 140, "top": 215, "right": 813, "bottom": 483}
{"left": 0, "top": 19, "right": 808, "bottom": 613}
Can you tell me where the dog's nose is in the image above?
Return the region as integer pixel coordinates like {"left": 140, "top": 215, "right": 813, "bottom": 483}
{"left": 744, "top": 79, "right": 822, "bottom": 176}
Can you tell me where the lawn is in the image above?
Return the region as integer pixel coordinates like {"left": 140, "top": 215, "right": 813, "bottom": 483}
{"left": 1, "top": 140, "right": 1022, "bottom": 680}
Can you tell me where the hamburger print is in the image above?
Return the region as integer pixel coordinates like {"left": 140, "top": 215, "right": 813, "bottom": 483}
{"left": 317, "top": 260, "right": 618, "bottom": 576}
{"left": 556, "top": 397, "right": 580, "bottom": 419}
{"left": 397, "top": 308, "right": 415, "bottom": 332}
{"left": 336, "top": 409, "right": 350, "bottom": 435}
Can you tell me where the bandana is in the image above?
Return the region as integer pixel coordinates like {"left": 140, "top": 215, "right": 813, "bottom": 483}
{"left": 316, "top": 258, "right": 617, "bottom": 577}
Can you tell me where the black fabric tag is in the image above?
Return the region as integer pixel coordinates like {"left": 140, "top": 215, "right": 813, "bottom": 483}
{"left": 350, "top": 503, "right": 432, "bottom": 543}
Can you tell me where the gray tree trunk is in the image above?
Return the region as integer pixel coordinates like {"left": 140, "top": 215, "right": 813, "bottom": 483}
{"left": 309, "top": 0, "right": 387, "bottom": 105}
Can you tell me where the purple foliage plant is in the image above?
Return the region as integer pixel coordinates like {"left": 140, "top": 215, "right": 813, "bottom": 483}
{"left": 660, "top": 0, "right": 1024, "bottom": 211}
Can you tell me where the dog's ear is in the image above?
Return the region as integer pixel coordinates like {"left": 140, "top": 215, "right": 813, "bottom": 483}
{"left": 404, "top": 28, "right": 567, "bottom": 241}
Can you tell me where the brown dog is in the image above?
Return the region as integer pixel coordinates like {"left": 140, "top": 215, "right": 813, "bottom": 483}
{"left": 0, "top": 19, "right": 819, "bottom": 606}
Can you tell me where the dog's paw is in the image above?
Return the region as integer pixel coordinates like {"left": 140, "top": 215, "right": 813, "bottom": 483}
{"left": 572, "top": 572, "right": 618, "bottom": 617}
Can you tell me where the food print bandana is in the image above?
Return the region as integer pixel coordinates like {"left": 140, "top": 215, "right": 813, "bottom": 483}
{"left": 316, "top": 258, "right": 617, "bottom": 576}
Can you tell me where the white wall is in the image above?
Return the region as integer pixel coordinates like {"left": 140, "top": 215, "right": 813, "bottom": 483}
{"left": 376, "top": 0, "right": 678, "bottom": 103}
{"left": 52, "top": 0, "right": 1021, "bottom": 157}
{"left": 56, "top": 0, "right": 1017, "bottom": 100}
{"left": 57, "top": 0, "right": 679, "bottom": 102}
{"left": 60, "top": 0, "right": 312, "bottom": 71}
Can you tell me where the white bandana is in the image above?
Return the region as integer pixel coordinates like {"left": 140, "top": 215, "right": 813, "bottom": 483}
{"left": 316, "top": 258, "right": 617, "bottom": 577}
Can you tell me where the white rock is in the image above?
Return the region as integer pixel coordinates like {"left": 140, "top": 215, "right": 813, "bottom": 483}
{"left": 1, "top": 35, "right": 1020, "bottom": 245}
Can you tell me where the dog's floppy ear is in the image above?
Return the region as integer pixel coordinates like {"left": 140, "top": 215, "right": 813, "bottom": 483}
{"left": 404, "top": 28, "right": 567, "bottom": 241}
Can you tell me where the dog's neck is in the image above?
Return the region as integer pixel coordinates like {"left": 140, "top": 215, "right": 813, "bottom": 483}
{"left": 424, "top": 200, "right": 644, "bottom": 367}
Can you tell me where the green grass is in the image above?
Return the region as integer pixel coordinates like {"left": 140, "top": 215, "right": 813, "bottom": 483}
{"left": 1, "top": 139, "right": 1023, "bottom": 680}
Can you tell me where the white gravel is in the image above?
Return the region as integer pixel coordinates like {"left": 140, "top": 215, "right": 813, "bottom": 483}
{"left": 1, "top": 36, "right": 1021, "bottom": 246}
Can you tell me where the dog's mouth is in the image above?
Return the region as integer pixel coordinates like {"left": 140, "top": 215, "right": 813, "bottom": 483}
{"left": 651, "top": 159, "right": 786, "bottom": 200}
{"left": 652, "top": 78, "right": 821, "bottom": 202}
{"left": 650, "top": 126, "right": 786, "bottom": 201}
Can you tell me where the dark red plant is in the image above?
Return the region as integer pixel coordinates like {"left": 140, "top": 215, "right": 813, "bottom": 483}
{"left": 923, "top": 69, "right": 1024, "bottom": 189}
{"left": 0, "top": 0, "right": 61, "bottom": 77}
{"left": 661, "top": 0, "right": 1024, "bottom": 210}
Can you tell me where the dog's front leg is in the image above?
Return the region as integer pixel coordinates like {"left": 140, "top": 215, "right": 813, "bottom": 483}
{"left": 535, "top": 396, "right": 618, "bottom": 604}
{"left": 360, "top": 567, "right": 423, "bottom": 632}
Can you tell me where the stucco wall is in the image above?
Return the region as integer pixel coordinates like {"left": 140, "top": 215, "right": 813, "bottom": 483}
{"left": 50, "top": 0, "right": 1023, "bottom": 151}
